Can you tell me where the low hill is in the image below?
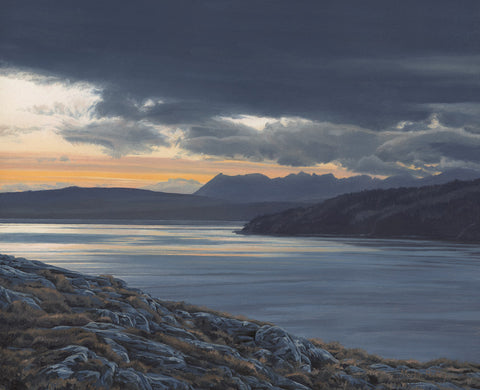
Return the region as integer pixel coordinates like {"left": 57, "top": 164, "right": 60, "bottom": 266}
{"left": 0, "top": 186, "right": 299, "bottom": 221}
{"left": 195, "top": 169, "right": 480, "bottom": 203}
{"left": 241, "top": 179, "right": 480, "bottom": 242}
{"left": 1, "top": 254, "right": 478, "bottom": 389}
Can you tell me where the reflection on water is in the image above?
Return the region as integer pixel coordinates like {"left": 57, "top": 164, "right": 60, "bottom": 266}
{"left": 1, "top": 220, "right": 479, "bottom": 362}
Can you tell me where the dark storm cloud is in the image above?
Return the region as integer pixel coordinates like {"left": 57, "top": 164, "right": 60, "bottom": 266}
{"left": 93, "top": 86, "right": 230, "bottom": 126}
{"left": 352, "top": 155, "right": 409, "bottom": 177}
{"left": 61, "top": 119, "right": 168, "bottom": 157}
{"left": 2, "top": 0, "right": 480, "bottom": 174}
{"left": 428, "top": 103, "right": 480, "bottom": 134}
{"left": 180, "top": 119, "right": 380, "bottom": 167}
{"left": 376, "top": 127, "right": 480, "bottom": 165}
{"left": 3, "top": 0, "right": 480, "bottom": 125}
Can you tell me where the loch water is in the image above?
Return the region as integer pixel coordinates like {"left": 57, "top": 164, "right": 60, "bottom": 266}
{"left": 1, "top": 220, "right": 479, "bottom": 362}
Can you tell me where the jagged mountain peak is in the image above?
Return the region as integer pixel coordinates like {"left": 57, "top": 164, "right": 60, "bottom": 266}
{"left": 195, "top": 170, "right": 480, "bottom": 203}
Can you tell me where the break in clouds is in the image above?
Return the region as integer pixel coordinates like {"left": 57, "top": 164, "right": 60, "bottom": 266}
{"left": 2, "top": 0, "right": 480, "bottom": 176}
{"left": 2, "top": 68, "right": 480, "bottom": 176}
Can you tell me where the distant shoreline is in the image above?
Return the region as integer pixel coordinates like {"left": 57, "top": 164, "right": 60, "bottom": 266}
{"left": 0, "top": 218, "right": 246, "bottom": 225}
{"left": 237, "top": 229, "right": 480, "bottom": 245}
{"left": 2, "top": 218, "right": 477, "bottom": 245}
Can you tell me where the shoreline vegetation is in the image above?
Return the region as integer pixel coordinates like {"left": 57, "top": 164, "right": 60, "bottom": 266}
{"left": 0, "top": 254, "right": 479, "bottom": 389}
{"left": 241, "top": 179, "right": 480, "bottom": 243}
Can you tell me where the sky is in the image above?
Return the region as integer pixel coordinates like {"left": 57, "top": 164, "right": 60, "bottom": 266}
{"left": 1, "top": 0, "right": 480, "bottom": 193}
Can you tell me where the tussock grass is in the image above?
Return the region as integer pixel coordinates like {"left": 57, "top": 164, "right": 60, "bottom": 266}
{"left": 310, "top": 338, "right": 480, "bottom": 389}
{"left": 38, "top": 270, "right": 76, "bottom": 293}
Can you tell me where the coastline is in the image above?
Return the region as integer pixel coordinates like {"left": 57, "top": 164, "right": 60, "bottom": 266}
{"left": 237, "top": 229, "right": 480, "bottom": 245}
{"left": 1, "top": 253, "right": 479, "bottom": 389}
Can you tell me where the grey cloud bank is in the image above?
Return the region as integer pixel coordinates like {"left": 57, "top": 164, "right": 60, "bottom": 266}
{"left": 180, "top": 117, "right": 480, "bottom": 175}
{"left": 2, "top": 0, "right": 480, "bottom": 176}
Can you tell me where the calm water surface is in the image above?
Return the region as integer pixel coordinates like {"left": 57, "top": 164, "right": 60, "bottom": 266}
{"left": 1, "top": 220, "right": 479, "bottom": 362}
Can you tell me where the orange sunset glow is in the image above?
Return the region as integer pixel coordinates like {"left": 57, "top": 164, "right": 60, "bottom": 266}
{"left": 0, "top": 151, "right": 352, "bottom": 192}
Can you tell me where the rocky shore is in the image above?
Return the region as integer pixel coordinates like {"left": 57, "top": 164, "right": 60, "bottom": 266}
{"left": 0, "top": 254, "right": 478, "bottom": 389}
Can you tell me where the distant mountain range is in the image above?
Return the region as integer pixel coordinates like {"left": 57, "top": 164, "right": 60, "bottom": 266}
{"left": 2, "top": 168, "right": 480, "bottom": 223}
{"left": 0, "top": 186, "right": 298, "bottom": 221}
{"left": 241, "top": 178, "right": 480, "bottom": 242}
{"left": 195, "top": 168, "right": 480, "bottom": 203}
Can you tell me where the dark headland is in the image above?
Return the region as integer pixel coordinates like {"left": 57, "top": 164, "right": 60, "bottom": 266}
{"left": 0, "top": 254, "right": 479, "bottom": 389}
{"left": 241, "top": 178, "right": 480, "bottom": 243}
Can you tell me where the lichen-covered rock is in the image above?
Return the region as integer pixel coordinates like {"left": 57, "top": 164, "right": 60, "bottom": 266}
{"left": 0, "top": 285, "right": 42, "bottom": 310}
{"left": 346, "top": 365, "right": 366, "bottom": 374}
{"left": 115, "top": 368, "right": 152, "bottom": 390}
{"left": 89, "top": 327, "right": 189, "bottom": 371}
{"left": 40, "top": 345, "right": 118, "bottom": 387}
{"left": 192, "top": 312, "right": 260, "bottom": 338}
{"left": 336, "top": 372, "right": 374, "bottom": 389}
{"left": 254, "top": 325, "right": 337, "bottom": 371}
{"left": 437, "top": 383, "right": 464, "bottom": 390}
{"left": 294, "top": 337, "right": 338, "bottom": 367}
{"left": 0, "top": 264, "right": 55, "bottom": 288}
{"left": 240, "top": 375, "right": 284, "bottom": 390}
{"left": 75, "top": 370, "right": 101, "bottom": 382}
{"left": 144, "top": 373, "right": 193, "bottom": 390}
{"left": 187, "top": 339, "right": 242, "bottom": 358}
{"left": 407, "top": 383, "right": 440, "bottom": 390}
{"left": 254, "top": 326, "right": 304, "bottom": 369}
{"left": 370, "top": 363, "right": 397, "bottom": 373}
{"left": 104, "top": 337, "right": 130, "bottom": 363}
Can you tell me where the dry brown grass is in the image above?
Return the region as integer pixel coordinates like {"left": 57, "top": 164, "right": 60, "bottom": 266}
{"left": 20, "top": 286, "right": 71, "bottom": 313}
{"left": 0, "top": 347, "right": 33, "bottom": 390}
{"left": 285, "top": 371, "right": 314, "bottom": 387}
{"left": 193, "top": 370, "right": 238, "bottom": 389}
{"left": 311, "top": 339, "right": 383, "bottom": 365}
{"left": 63, "top": 292, "right": 100, "bottom": 309}
{"left": 38, "top": 270, "right": 76, "bottom": 293}
{"left": 37, "top": 313, "right": 91, "bottom": 328}
{"left": 309, "top": 338, "right": 480, "bottom": 390}
{"left": 0, "top": 300, "right": 92, "bottom": 332}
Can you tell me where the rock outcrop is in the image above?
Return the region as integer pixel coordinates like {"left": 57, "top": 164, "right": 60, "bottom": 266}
{"left": 0, "top": 254, "right": 478, "bottom": 389}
